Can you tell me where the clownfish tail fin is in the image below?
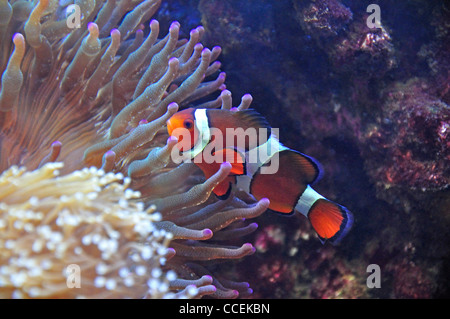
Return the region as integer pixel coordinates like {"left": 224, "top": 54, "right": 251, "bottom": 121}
{"left": 307, "top": 198, "right": 353, "bottom": 245}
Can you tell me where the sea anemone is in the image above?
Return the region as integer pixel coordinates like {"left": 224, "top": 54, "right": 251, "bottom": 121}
{"left": 0, "top": 0, "right": 267, "bottom": 298}
{"left": 0, "top": 162, "right": 179, "bottom": 298}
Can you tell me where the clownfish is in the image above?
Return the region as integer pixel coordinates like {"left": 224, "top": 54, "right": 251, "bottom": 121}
{"left": 166, "top": 108, "right": 353, "bottom": 245}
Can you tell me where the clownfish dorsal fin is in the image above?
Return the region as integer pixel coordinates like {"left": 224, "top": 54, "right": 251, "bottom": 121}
{"left": 281, "top": 150, "right": 323, "bottom": 185}
{"left": 232, "top": 109, "right": 271, "bottom": 131}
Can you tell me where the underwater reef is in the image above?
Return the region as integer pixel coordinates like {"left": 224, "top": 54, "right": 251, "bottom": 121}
{"left": 0, "top": 0, "right": 449, "bottom": 299}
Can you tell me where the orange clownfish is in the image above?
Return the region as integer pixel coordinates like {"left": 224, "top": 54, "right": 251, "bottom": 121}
{"left": 167, "top": 108, "right": 353, "bottom": 245}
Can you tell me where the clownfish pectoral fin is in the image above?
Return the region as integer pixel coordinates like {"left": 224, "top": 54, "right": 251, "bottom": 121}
{"left": 214, "top": 178, "right": 234, "bottom": 200}
{"left": 213, "top": 148, "right": 246, "bottom": 176}
{"left": 194, "top": 157, "right": 236, "bottom": 200}
{"left": 197, "top": 165, "right": 234, "bottom": 200}
{"left": 307, "top": 199, "right": 353, "bottom": 245}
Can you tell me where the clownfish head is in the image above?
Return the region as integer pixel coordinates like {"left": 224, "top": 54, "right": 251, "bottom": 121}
{"left": 166, "top": 108, "right": 202, "bottom": 153}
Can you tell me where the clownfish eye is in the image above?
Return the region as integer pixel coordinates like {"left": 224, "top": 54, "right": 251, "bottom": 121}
{"left": 183, "top": 119, "right": 194, "bottom": 130}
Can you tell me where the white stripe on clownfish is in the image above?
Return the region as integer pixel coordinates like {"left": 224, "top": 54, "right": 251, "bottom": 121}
{"left": 180, "top": 108, "right": 211, "bottom": 160}
{"left": 236, "top": 132, "right": 288, "bottom": 193}
{"left": 295, "top": 185, "right": 325, "bottom": 218}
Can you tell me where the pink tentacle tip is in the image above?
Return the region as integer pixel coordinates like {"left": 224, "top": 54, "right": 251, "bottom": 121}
{"left": 221, "top": 89, "right": 231, "bottom": 96}
{"left": 167, "top": 102, "right": 179, "bottom": 113}
{"left": 87, "top": 22, "right": 98, "bottom": 32}
{"left": 202, "top": 228, "right": 213, "bottom": 238}
{"left": 13, "top": 33, "right": 24, "bottom": 43}
{"left": 203, "top": 275, "right": 213, "bottom": 283}
{"left": 230, "top": 107, "right": 239, "bottom": 112}
{"left": 221, "top": 161, "right": 232, "bottom": 170}
{"left": 167, "top": 136, "right": 178, "bottom": 145}
{"left": 212, "top": 61, "right": 222, "bottom": 68}
{"left": 189, "top": 28, "right": 199, "bottom": 37}
{"left": 168, "top": 57, "right": 178, "bottom": 64}
{"left": 51, "top": 141, "right": 62, "bottom": 147}
{"left": 244, "top": 243, "right": 256, "bottom": 254}
{"left": 169, "top": 21, "right": 180, "bottom": 31}
{"left": 138, "top": 119, "right": 148, "bottom": 125}
{"left": 201, "top": 48, "right": 211, "bottom": 56}
{"left": 194, "top": 43, "right": 203, "bottom": 51}
{"left": 168, "top": 57, "right": 179, "bottom": 68}
{"left": 110, "top": 29, "right": 120, "bottom": 36}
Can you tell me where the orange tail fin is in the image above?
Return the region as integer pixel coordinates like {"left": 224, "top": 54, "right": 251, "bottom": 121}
{"left": 307, "top": 199, "right": 353, "bottom": 245}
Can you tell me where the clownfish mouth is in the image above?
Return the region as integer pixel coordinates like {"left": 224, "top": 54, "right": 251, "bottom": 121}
{"left": 166, "top": 118, "right": 187, "bottom": 148}
{"left": 166, "top": 119, "right": 174, "bottom": 137}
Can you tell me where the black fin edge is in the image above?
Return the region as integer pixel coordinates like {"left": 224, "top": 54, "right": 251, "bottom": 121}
{"left": 322, "top": 204, "right": 354, "bottom": 245}
{"left": 216, "top": 182, "right": 233, "bottom": 200}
